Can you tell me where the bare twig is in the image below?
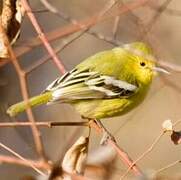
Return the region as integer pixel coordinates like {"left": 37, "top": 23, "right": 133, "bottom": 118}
{"left": 112, "top": 16, "right": 120, "bottom": 39}
{"left": 0, "top": 155, "right": 51, "bottom": 170}
{"left": 155, "top": 160, "right": 181, "bottom": 175}
{"left": 0, "top": 0, "right": 151, "bottom": 68}
{"left": 25, "top": 0, "right": 124, "bottom": 74}
{"left": 1, "top": 0, "right": 179, "bottom": 178}
{"left": 120, "top": 117, "right": 181, "bottom": 179}
{"left": 120, "top": 131, "right": 165, "bottom": 179}
{"left": 0, "top": 142, "right": 45, "bottom": 175}
{"left": 20, "top": 0, "right": 66, "bottom": 74}
{"left": 146, "top": 0, "right": 172, "bottom": 32}
{"left": 25, "top": 31, "right": 88, "bottom": 74}
{"left": 40, "top": 0, "right": 122, "bottom": 46}
{"left": 0, "top": 121, "right": 88, "bottom": 128}
{"left": 140, "top": 0, "right": 172, "bottom": 41}
{"left": 173, "top": 119, "right": 181, "bottom": 127}
{"left": 158, "top": 60, "right": 181, "bottom": 73}
{"left": 89, "top": 120, "right": 143, "bottom": 177}
{"left": 0, "top": 21, "right": 46, "bottom": 161}
{"left": 149, "top": 3, "right": 181, "bottom": 17}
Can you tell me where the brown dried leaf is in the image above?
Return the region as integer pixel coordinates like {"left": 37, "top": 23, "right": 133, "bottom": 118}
{"left": 62, "top": 136, "right": 89, "bottom": 179}
{"left": 0, "top": 0, "right": 24, "bottom": 58}
{"left": 0, "top": 33, "right": 8, "bottom": 58}
{"left": 171, "top": 131, "right": 181, "bottom": 145}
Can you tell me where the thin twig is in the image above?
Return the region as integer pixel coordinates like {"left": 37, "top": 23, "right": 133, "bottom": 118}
{"left": 25, "top": 31, "right": 87, "bottom": 74}
{"left": 140, "top": 0, "right": 172, "bottom": 40}
{"left": 0, "top": 0, "right": 151, "bottom": 68}
{"left": 20, "top": 0, "right": 66, "bottom": 74}
{"left": 155, "top": 160, "right": 181, "bottom": 175}
{"left": 0, "top": 121, "right": 88, "bottom": 128}
{"left": 89, "top": 120, "right": 143, "bottom": 177}
{"left": 160, "top": 75, "right": 181, "bottom": 94}
{"left": 149, "top": 3, "right": 181, "bottom": 17}
{"left": 40, "top": 0, "right": 122, "bottom": 47}
{"left": 120, "top": 131, "right": 166, "bottom": 180}
{"left": 25, "top": 0, "right": 122, "bottom": 74}
{"left": 31, "top": 0, "right": 150, "bottom": 44}
{"left": 158, "top": 60, "right": 181, "bottom": 73}
{"left": 40, "top": 0, "right": 122, "bottom": 46}
{"left": 108, "top": 140, "right": 142, "bottom": 176}
{"left": 120, "top": 116, "right": 181, "bottom": 179}
{"left": 0, "top": 142, "right": 45, "bottom": 175}
{"left": 0, "top": 21, "right": 46, "bottom": 161}
{"left": 146, "top": 0, "right": 172, "bottom": 32}
{"left": 112, "top": 16, "right": 120, "bottom": 39}
{"left": 0, "top": 155, "right": 51, "bottom": 170}
{"left": 173, "top": 119, "right": 181, "bottom": 127}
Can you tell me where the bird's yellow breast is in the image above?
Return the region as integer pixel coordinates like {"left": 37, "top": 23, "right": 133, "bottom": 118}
{"left": 72, "top": 84, "right": 149, "bottom": 119}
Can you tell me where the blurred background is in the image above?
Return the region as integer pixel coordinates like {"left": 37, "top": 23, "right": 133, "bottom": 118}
{"left": 0, "top": 0, "right": 181, "bottom": 179}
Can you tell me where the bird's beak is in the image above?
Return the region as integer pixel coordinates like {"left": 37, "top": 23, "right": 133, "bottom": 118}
{"left": 153, "top": 66, "right": 170, "bottom": 74}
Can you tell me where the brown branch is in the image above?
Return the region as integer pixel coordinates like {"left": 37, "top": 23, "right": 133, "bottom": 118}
{"left": 173, "top": 119, "right": 181, "bottom": 127}
{"left": 39, "top": 0, "right": 150, "bottom": 43}
{"left": 155, "top": 160, "right": 181, "bottom": 175}
{"left": 146, "top": 0, "right": 172, "bottom": 33}
{"left": 1, "top": 0, "right": 177, "bottom": 178}
{"left": 40, "top": 0, "right": 121, "bottom": 46}
{"left": 0, "top": 155, "right": 51, "bottom": 170}
{"left": 25, "top": 30, "right": 90, "bottom": 74}
{"left": 0, "top": 22, "right": 46, "bottom": 161}
{"left": 20, "top": 0, "right": 66, "bottom": 74}
{"left": 89, "top": 120, "right": 143, "bottom": 177}
{"left": 158, "top": 60, "right": 181, "bottom": 73}
{"left": 0, "top": 0, "right": 150, "bottom": 68}
{"left": 120, "top": 131, "right": 165, "bottom": 179}
{"left": 149, "top": 2, "right": 181, "bottom": 17}
{"left": 120, "top": 117, "right": 181, "bottom": 179}
{"left": 139, "top": 0, "right": 172, "bottom": 42}
{"left": 112, "top": 16, "right": 120, "bottom": 39}
{"left": 25, "top": 0, "right": 121, "bottom": 74}
{"left": 0, "top": 121, "right": 88, "bottom": 128}
{"left": 0, "top": 142, "right": 45, "bottom": 175}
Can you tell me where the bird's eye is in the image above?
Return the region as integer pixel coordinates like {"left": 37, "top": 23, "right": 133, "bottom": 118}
{"left": 140, "top": 62, "right": 146, "bottom": 67}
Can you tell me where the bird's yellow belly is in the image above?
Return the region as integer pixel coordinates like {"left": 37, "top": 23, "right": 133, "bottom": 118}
{"left": 72, "top": 98, "right": 133, "bottom": 119}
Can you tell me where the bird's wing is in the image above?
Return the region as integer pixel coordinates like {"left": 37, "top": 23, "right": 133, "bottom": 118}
{"left": 45, "top": 68, "right": 138, "bottom": 103}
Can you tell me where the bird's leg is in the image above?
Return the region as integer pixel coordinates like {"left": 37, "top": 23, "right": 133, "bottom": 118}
{"left": 94, "top": 119, "right": 117, "bottom": 145}
{"left": 81, "top": 116, "right": 117, "bottom": 145}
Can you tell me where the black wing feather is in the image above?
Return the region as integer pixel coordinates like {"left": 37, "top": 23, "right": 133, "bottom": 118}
{"left": 45, "top": 68, "right": 138, "bottom": 102}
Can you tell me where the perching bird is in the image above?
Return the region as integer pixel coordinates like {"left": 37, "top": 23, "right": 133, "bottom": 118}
{"left": 7, "top": 42, "right": 168, "bottom": 120}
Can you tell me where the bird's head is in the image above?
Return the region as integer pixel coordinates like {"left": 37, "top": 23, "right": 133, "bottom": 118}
{"left": 122, "top": 42, "right": 169, "bottom": 86}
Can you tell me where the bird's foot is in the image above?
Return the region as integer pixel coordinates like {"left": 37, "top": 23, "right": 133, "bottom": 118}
{"left": 100, "top": 130, "right": 117, "bottom": 145}
{"left": 94, "top": 120, "right": 117, "bottom": 145}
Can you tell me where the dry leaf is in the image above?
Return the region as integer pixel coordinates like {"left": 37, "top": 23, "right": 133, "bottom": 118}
{"left": 162, "top": 120, "right": 173, "bottom": 132}
{"left": 62, "top": 136, "right": 89, "bottom": 179}
{"left": 0, "top": 0, "right": 25, "bottom": 58}
{"left": 171, "top": 131, "right": 181, "bottom": 145}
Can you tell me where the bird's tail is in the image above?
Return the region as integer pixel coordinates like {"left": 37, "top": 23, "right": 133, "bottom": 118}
{"left": 7, "top": 91, "right": 52, "bottom": 117}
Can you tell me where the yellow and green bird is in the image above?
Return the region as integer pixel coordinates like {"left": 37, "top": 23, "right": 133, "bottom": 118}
{"left": 7, "top": 42, "right": 168, "bottom": 119}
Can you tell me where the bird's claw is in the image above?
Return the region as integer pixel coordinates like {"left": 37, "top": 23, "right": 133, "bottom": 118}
{"left": 93, "top": 119, "right": 117, "bottom": 145}
{"left": 100, "top": 129, "right": 117, "bottom": 145}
